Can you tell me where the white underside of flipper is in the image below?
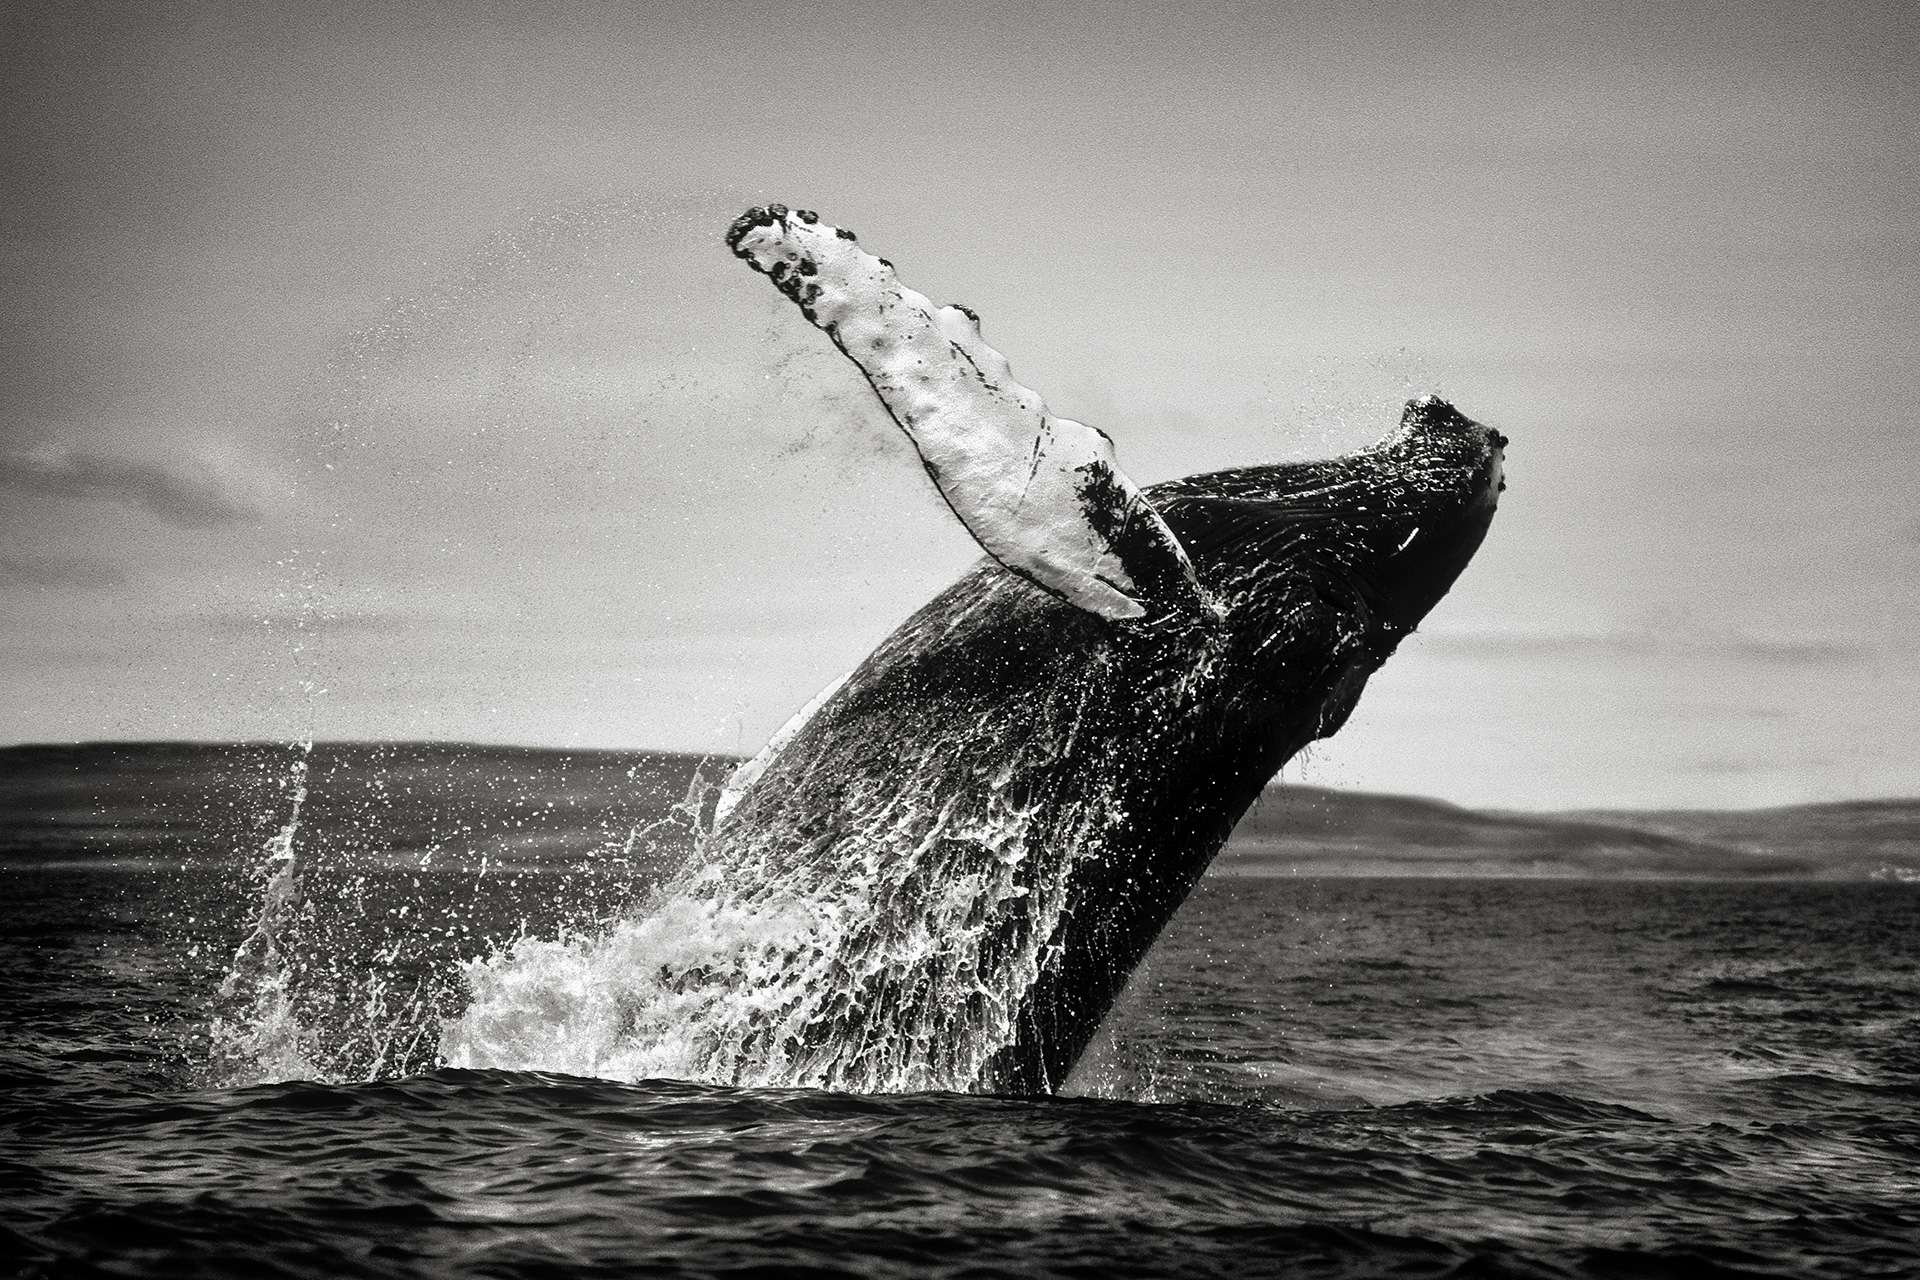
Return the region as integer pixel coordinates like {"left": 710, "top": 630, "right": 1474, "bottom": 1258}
{"left": 727, "top": 206, "right": 1205, "bottom": 623}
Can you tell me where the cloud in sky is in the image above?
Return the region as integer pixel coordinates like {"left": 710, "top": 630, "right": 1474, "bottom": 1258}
{"left": 0, "top": 446, "right": 262, "bottom": 529}
{"left": 0, "top": 0, "right": 1914, "bottom": 809}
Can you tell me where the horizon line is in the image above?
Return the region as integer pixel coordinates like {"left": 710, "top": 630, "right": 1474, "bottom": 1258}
{"left": 4, "top": 736, "right": 1914, "bottom": 817}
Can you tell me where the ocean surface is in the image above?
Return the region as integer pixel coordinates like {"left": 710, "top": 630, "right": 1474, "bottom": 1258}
{"left": 4, "top": 742, "right": 1917, "bottom": 1278}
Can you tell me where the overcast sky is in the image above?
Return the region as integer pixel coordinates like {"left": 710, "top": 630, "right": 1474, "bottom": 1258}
{"left": 3, "top": 0, "right": 1915, "bottom": 809}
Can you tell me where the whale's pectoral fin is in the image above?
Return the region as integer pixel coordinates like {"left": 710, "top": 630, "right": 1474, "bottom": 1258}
{"left": 727, "top": 205, "right": 1210, "bottom": 624}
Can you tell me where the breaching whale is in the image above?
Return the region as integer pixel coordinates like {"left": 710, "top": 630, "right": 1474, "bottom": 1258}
{"left": 451, "top": 206, "right": 1506, "bottom": 1094}
{"left": 698, "top": 206, "right": 1506, "bottom": 1093}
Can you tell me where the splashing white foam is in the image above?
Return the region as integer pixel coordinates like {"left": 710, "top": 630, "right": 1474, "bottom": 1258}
{"left": 441, "top": 749, "right": 1099, "bottom": 1093}
{"left": 207, "top": 740, "right": 321, "bottom": 1085}
{"left": 441, "top": 888, "right": 827, "bottom": 1081}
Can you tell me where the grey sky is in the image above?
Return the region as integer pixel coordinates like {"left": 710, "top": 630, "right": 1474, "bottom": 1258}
{"left": 2, "top": 0, "right": 1915, "bottom": 808}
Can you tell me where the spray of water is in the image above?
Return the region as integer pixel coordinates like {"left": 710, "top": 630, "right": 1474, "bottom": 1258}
{"left": 439, "top": 606, "right": 1168, "bottom": 1095}
{"left": 205, "top": 197, "right": 1207, "bottom": 1094}
{"left": 199, "top": 744, "right": 720, "bottom": 1087}
{"left": 207, "top": 740, "right": 317, "bottom": 1084}
{"left": 438, "top": 786, "right": 1082, "bottom": 1092}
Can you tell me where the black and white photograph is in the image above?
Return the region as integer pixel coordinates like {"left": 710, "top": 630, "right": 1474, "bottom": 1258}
{"left": 3, "top": 1, "right": 1916, "bottom": 1275}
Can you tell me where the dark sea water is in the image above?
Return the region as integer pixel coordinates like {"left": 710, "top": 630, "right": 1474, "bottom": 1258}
{"left": 3, "top": 744, "right": 1917, "bottom": 1278}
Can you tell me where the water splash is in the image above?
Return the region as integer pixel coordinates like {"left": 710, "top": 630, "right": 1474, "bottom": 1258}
{"left": 207, "top": 740, "right": 318, "bottom": 1084}
{"left": 196, "top": 745, "right": 716, "bottom": 1087}
{"left": 442, "top": 669, "right": 1127, "bottom": 1094}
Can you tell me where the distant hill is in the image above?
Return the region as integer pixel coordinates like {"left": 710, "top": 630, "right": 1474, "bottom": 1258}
{"left": 1563, "top": 801, "right": 1920, "bottom": 869}
{"left": 3, "top": 742, "right": 1916, "bottom": 881}
{"left": 1224, "top": 786, "right": 1920, "bottom": 880}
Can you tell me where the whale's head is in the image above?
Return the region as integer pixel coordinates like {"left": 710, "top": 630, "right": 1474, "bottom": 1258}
{"left": 1351, "top": 394, "right": 1505, "bottom": 642}
{"left": 1152, "top": 394, "right": 1503, "bottom": 711}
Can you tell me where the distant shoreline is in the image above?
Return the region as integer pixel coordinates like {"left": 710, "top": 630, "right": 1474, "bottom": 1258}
{"left": 4, "top": 740, "right": 1915, "bottom": 882}
{"left": 5, "top": 738, "right": 1915, "bottom": 813}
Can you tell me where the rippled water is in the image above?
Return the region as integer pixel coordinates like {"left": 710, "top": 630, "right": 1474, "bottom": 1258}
{"left": 4, "top": 745, "right": 1918, "bottom": 1277}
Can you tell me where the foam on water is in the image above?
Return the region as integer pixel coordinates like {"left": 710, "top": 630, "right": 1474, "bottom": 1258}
{"left": 441, "top": 754, "right": 1105, "bottom": 1092}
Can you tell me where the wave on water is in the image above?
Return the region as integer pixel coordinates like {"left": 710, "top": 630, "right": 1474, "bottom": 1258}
{"left": 6, "top": 743, "right": 1919, "bottom": 1277}
{"left": 14, "top": 1065, "right": 1920, "bottom": 1280}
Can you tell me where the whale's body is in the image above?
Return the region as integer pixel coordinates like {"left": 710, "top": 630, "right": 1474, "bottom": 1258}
{"left": 451, "top": 208, "right": 1505, "bottom": 1093}
{"left": 709, "top": 401, "right": 1501, "bottom": 1093}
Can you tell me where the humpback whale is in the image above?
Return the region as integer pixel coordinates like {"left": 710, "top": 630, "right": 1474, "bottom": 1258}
{"left": 452, "top": 206, "right": 1505, "bottom": 1094}
{"left": 690, "top": 206, "right": 1507, "bottom": 1093}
